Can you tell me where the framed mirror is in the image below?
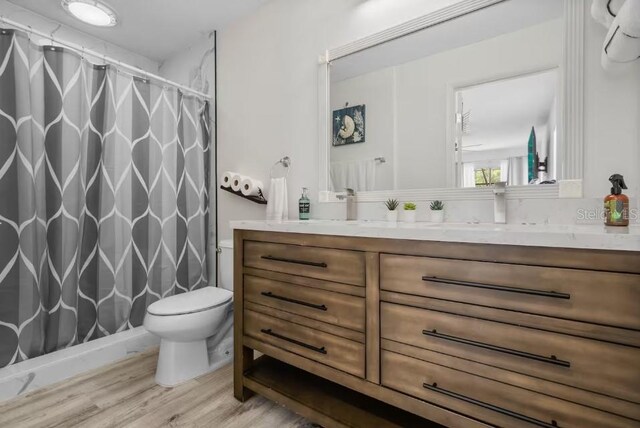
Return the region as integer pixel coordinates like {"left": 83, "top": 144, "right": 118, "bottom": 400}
{"left": 318, "top": 0, "right": 584, "bottom": 202}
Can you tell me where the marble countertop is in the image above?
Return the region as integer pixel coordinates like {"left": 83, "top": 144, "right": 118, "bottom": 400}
{"left": 230, "top": 220, "right": 640, "bottom": 252}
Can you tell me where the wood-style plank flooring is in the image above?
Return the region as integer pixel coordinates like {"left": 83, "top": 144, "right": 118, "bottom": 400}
{"left": 0, "top": 348, "right": 314, "bottom": 428}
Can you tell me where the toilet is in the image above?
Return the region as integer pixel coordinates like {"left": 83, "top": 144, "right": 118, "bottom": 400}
{"left": 143, "top": 240, "right": 234, "bottom": 387}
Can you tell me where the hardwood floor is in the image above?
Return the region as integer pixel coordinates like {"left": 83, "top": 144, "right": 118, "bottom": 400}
{"left": 0, "top": 348, "right": 314, "bottom": 428}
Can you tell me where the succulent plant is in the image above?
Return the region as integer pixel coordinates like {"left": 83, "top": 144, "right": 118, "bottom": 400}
{"left": 403, "top": 202, "right": 416, "bottom": 211}
{"left": 384, "top": 198, "right": 399, "bottom": 211}
{"left": 430, "top": 200, "right": 444, "bottom": 211}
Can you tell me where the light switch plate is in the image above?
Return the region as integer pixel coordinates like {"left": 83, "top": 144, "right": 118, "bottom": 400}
{"left": 558, "top": 179, "right": 583, "bottom": 198}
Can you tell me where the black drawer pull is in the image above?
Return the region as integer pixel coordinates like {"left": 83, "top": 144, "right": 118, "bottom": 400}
{"left": 421, "top": 276, "right": 570, "bottom": 299}
{"left": 261, "top": 255, "right": 328, "bottom": 268}
{"left": 261, "top": 291, "right": 327, "bottom": 311}
{"left": 423, "top": 382, "right": 560, "bottom": 428}
{"left": 422, "top": 330, "right": 570, "bottom": 367}
{"left": 260, "top": 328, "right": 327, "bottom": 354}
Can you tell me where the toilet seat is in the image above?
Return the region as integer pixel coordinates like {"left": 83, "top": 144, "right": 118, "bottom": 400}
{"left": 147, "top": 287, "right": 233, "bottom": 317}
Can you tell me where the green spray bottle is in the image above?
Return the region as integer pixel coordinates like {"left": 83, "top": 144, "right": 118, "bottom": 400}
{"left": 604, "top": 174, "right": 629, "bottom": 227}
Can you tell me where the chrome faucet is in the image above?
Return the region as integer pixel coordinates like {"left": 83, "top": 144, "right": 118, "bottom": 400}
{"left": 493, "top": 182, "right": 507, "bottom": 224}
{"left": 336, "top": 188, "right": 357, "bottom": 221}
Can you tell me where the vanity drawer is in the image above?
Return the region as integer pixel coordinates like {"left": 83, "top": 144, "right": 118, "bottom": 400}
{"left": 244, "top": 241, "right": 365, "bottom": 286}
{"left": 381, "top": 302, "right": 640, "bottom": 403}
{"left": 380, "top": 254, "right": 640, "bottom": 329}
{"left": 381, "top": 351, "right": 635, "bottom": 428}
{"left": 244, "top": 275, "right": 365, "bottom": 332}
{"left": 244, "top": 309, "right": 365, "bottom": 378}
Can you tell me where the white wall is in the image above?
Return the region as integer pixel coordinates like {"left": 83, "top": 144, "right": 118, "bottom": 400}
{"left": 214, "top": 0, "right": 639, "bottom": 238}
{"left": 0, "top": 0, "right": 158, "bottom": 72}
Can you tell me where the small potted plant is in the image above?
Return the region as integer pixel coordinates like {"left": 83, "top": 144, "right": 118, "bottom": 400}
{"left": 384, "top": 198, "right": 399, "bottom": 222}
{"left": 403, "top": 202, "right": 417, "bottom": 223}
{"left": 429, "top": 200, "right": 445, "bottom": 223}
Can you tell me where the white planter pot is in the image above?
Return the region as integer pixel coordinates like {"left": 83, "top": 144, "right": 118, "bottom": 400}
{"left": 386, "top": 210, "right": 398, "bottom": 223}
{"left": 430, "top": 210, "right": 444, "bottom": 223}
{"left": 403, "top": 210, "right": 416, "bottom": 223}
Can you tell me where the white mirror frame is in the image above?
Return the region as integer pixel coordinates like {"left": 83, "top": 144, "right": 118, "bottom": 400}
{"left": 318, "top": 0, "right": 584, "bottom": 203}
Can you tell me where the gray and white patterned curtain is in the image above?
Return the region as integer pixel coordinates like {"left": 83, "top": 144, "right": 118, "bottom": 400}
{"left": 0, "top": 29, "right": 211, "bottom": 367}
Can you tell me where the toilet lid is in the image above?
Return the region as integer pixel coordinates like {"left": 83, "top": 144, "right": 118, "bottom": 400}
{"left": 146, "top": 287, "right": 233, "bottom": 316}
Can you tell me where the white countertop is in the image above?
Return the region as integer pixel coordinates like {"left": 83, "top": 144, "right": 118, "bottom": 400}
{"left": 230, "top": 220, "right": 640, "bottom": 252}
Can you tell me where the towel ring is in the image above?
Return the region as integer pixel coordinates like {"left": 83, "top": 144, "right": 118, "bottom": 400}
{"left": 270, "top": 156, "right": 291, "bottom": 179}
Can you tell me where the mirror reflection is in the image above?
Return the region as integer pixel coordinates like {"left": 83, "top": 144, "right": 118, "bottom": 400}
{"left": 329, "top": 0, "right": 563, "bottom": 192}
{"left": 457, "top": 69, "right": 559, "bottom": 188}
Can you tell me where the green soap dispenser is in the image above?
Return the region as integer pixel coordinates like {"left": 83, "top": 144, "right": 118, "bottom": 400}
{"left": 299, "top": 188, "right": 310, "bottom": 220}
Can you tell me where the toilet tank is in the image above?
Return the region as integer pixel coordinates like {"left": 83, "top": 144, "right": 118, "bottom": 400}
{"left": 219, "top": 239, "right": 234, "bottom": 292}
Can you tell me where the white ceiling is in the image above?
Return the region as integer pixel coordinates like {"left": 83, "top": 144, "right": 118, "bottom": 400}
{"left": 6, "top": 0, "right": 269, "bottom": 61}
{"left": 461, "top": 69, "right": 559, "bottom": 153}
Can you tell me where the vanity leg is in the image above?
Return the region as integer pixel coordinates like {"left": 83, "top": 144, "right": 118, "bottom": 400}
{"left": 234, "top": 346, "right": 254, "bottom": 402}
{"left": 234, "top": 231, "right": 255, "bottom": 401}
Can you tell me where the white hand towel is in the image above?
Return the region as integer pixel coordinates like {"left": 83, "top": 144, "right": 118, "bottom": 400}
{"left": 240, "top": 177, "right": 264, "bottom": 197}
{"left": 330, "top": 159, "right": 376, "bottom": 192}
{"left": 221, "top": 171, "right": 237, "bottom": 188}
{"left": 231, "top": 173, "right": 247, "bottom": 192}
{"left": 266, "top": 177, "right": 288, "bottom": 221}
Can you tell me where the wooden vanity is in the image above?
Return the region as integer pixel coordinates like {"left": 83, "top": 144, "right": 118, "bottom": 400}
{"left": 233, "top": 226, "right": 640, "bottom": 427}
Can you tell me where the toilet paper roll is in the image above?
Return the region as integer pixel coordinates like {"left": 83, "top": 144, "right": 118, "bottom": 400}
{"left": 231, "top": 173, "right": 247, "bottom": 192}
{"left": 221, "top": 171, "right": 237, "bottom": 188}
{"left": 240, "top": 177, "right": 264, "bottom": 197}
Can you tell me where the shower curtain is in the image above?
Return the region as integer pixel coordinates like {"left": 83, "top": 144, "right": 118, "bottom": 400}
{"left": 0, "top": 29, "right": 211, "bottom": 368}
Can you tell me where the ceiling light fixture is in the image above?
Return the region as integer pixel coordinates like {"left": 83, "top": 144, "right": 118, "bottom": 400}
{"left": 61, "top": 0, "right": 118, "bottom": 27}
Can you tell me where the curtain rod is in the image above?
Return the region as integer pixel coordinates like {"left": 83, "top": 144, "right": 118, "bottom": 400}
{"left": 0, "top": 15, "right": 213, "bottom": 101}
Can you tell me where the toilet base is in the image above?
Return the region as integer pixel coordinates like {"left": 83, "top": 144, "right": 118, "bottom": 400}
{"left": 155, "top": 339, "right": 210, "bottom": 387}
